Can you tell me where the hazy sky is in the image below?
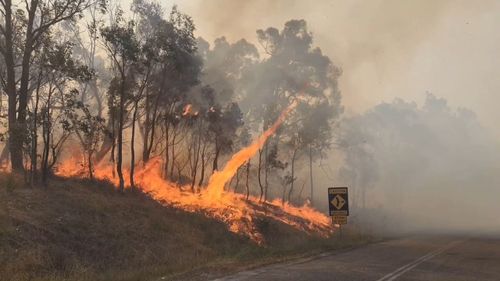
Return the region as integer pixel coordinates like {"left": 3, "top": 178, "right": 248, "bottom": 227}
{"left": 124, "top": 0, "right": 500, "bottom": 137}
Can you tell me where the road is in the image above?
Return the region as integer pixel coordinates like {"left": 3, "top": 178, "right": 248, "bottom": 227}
{"left": 214, "top": 235, "right": 500, "bottom": 281}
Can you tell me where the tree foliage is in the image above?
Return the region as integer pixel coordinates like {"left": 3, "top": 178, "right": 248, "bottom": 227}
{"left": 0, "top": 1, "right": 343, "bottom": 205}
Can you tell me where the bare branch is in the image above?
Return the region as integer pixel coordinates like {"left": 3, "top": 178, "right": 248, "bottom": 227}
{"left": 24, "top": 0, "right": 30, "bottom": 14}
{"left": 0, "top": 72, "right": 6, "bottom": 89}
{"left": 0, "top": 22, "right": 5, "bottom": 36}
{"left": 32, "top": 0, "right": 90, "bottom": 43}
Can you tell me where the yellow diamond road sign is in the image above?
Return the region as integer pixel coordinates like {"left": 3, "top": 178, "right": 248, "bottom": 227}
{"left": 328, "top": 187, "right": 349, "bottom": 216}
{"left": 331, "top": 194, "right": 346, "bottom": 210}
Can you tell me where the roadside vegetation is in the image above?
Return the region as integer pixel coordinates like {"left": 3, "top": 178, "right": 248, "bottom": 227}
{"left": 0, "top": 174, "right": 372, "bottom": 281}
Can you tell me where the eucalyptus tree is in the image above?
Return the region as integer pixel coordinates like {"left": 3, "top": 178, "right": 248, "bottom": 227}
{"left": 207, "top": 101, "right": 243, "bottom": 174}
{"left": 197, "top": 36, "right": 259, "bottom": 106}
{"left": 196, "top": 37, "right": 256, "bottom": 192}
{"left": 101, "top": 10, "right": 140, "bottom": 191}
{"left": 127, "top": 1, "right": 201, "bottom": 176}
{"left": 242, "top": 19, "right": 342, "bottom": 204}
{"left": 63, "top": 93, "right": 105, "bottom": 179}
{"left": 0, "top": 0, "right": 106, "bottom": 172}
{"left": 336, "top": 114, "right": 376, "bottom": 209}
{"left": 30, "top": 39, "right": 90, "bottom": 184}
{"left": 70, "top": 2, "right": 109, "bottom": 120}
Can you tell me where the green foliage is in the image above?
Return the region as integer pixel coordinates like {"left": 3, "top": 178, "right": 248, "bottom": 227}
{"left": 64, "top": 91, "right": 106, "bottom": 149}
{"left": 42, "top": 42, "right": 94, "bottom": 82}
{"left": 101, "top": 20, "right": 140, "bottom": 64}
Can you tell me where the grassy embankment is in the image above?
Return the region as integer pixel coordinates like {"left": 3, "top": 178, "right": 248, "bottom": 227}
{"left": 0, "top": 173, "right": 373, "bottom": 281}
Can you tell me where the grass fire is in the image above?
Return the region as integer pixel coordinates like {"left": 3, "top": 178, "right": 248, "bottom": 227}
{"left": 55, "top": 98, "right": 332, "bottom": 244}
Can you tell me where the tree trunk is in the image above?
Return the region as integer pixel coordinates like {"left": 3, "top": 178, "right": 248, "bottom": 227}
{"left": 234, "top": 167, "right": 240, "bottom": 192}
{"left": 41, "top": 119, "right": 49, "bottom": 184}
{"left": 281, "top": 184, "right": 286, "bottom": 206}
{"left": 298, "top": 180, "right": 306, "bottom": 203}
{"left": 190, "top": 123, "right": 202, "bottom": 193}
{"left": 41, "top": 118, "right": 50, "bottom": 185}
{"left": 110, "top": 117, "right": 116, "bottom": 178}
{"left": 14, "top": 1, "right": 37, "bottom": 172}
{"left": 309, "top": 145, "right": 314, "bottom": 206}
{"left": 3, "top": 0, "right": 23, "bottom": 172}
{"left": 163, "top": 120, "right": 169, "bottom": 179}
{"left": 41, "top": 91, "right": 53, "bottom": 185}
{"left": 130, "top": 100, "right": 139, "bottom": 189}
{"left": 258, "top": 148, "right": 264, "bottom": 202}
{"left": 116, "top": 76, "right": 125, "bottom": 192}
{"left": 264, "top": 142, "right": 269, "bottom": 202}
{"left": 95, "top": 94, "right": 122, "bottom": 165}
{"left": 143, "top": 94, "right": 160, "bottom": 163}
{"left": 169, "top": 130, "right": 176, "bottom": 179}
{"left": 88, "top": 150, "right": 94, "bottom": 179}
{"left": 198, "top": 142, "right": 207, "bottom": 187}
{"left": 245, "top": 160, "right": 250, "bottom": 201}
{"left": 142, "top": 94, "right": 151, "bottom": 163}
{"left": 30, "top": 75, "right": 41, "bottom": 186}
{"left": 212, "top": 139, "right": 221, "bottom": 174}
{"left": 176, "top": 162, "right": 183, "bottom": 187}
{"left": 288, "top": 148, "right": 298, "bottom": 202}
{"left": 227, "top": 174, "right": 235, "bottom": 192}
{"left": 95, "top": 124, "right": 113, "bottom": 163}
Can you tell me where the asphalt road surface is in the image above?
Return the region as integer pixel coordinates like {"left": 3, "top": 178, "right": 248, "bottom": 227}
{"left": 215, "top": 235, "right": 500, "bottom": 281}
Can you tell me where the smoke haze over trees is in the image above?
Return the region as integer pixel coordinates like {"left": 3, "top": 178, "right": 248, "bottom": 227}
{"left": 333, "top": 94, "right": 500, "bottom": 233}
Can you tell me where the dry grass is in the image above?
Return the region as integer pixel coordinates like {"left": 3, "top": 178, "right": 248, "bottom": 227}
{"left": 0, "top": 173, "right": 372, "bottom": 281}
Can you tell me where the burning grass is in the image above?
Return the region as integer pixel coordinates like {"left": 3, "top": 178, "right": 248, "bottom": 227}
{"left": 56, "top": 157, "right": 333, "bottom": 244}
{"left": 0, "top": 173, "right": 370, "bottom": 281}
{"left": 55, "top": 99, "right": 333, "bottom": 244}
{"left": 0, "top": 98, "right": 341, "bottom": 280}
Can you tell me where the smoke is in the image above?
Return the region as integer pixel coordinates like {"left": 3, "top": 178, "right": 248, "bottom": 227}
{"left": 175, "top": 0, "right": 500, "bottom": 135}
{"left": 172, "top": 0, "right": 500, "bottom": 235}
{"left": 326, "top": 94, "right": 500, "bottom": 235}
{"left": 172, "top": 1, "right": 500, "bottom": 234}
{"left": 182, "top": 0, "right": 452, "bottom": 107}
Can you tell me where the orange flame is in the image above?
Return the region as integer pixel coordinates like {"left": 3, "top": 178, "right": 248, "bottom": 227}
{"left": 0, "top": 162, "right": 10, "bottom": 173}
{"left": 55, "top": 99, "right": 333, "bottom": 243}
{"left": 205, "top": 100, "right": 298, "bottom": 200}
{"left": 182, "top": 104, "right": 193, "bottom": 116}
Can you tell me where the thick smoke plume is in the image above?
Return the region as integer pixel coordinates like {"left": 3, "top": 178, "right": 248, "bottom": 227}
{"left": 330, "top": 94, "right": 500, "bottom": 234}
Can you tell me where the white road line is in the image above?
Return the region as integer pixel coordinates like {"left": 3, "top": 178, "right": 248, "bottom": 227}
{"left": 375, "top": 240, "right": 463, "bottom": 281}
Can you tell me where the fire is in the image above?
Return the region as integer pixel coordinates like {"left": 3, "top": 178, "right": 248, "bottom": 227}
{"left": 205, "top": 100, "right": 298, "bottom": 199}
{"left": 55, "top": 99, "right": 334, "bottom": 243}
{"left": 0, "top": 160, "right": 11, "bottom": 173}
{"left": 182, "top": 104, "right": 193, "bottom": 116}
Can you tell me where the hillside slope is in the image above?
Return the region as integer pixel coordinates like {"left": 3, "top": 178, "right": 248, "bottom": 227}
{"left": 0, "top": 174, "right": 369, "bottom": 281}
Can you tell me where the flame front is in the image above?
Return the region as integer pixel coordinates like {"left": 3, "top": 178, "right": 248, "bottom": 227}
{"left": 205, "top": 100, "right": 298, "bottom": 199}
{"left": 55, "top": 99, "right": 333, "bottom": 243}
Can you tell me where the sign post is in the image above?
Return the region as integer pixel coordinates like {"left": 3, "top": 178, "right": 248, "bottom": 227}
{"left": 328, "top": 187, "right": 349, "bottom": 238}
